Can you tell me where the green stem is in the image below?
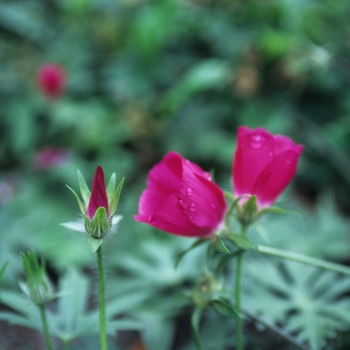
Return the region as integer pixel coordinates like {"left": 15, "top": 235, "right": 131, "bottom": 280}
{"left": 38, "top": 304, "right": 54, "bottom": 350}
{"left": 235, "top": 252, "right": 243, "bottom": 350}
{"left": 257, "top": 244, "right": 350, "bottom": 276}
{"left": 63, "top": 339, "right": 70, "bottom": 350}
{"left": 97, "top": 245, "right": 108, "bottom": 350}
{"left": 235, "top": 224, "right": 247, "bottom": 350}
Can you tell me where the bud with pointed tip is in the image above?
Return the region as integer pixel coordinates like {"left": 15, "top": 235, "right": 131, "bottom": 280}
{"left": 19, "top": 251, "right": 52, "bottom": 306}
{"left": 62, "top": 166, "right": 124, "bottom": 252}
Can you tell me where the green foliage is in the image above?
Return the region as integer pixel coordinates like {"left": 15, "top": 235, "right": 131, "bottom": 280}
{"left": 0, "top": 269, "right": 141, "bottom": 345}
{"left": 1, "top": 0, "right": 350, "bottom": 348}
{"left": 243, "top": 259, "right": 350, "bottom": 350}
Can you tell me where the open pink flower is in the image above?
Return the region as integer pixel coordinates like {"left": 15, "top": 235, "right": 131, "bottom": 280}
{"left": 135, "top": 151, "right": 227, "bottom": 237}
{"left": 37, "top": 64, "right": 66, "bottom": 99}
{"left": 233, "top": 126, "right": 303, "bottom": 209}
{"left": 87, "top": 166, "right": 109, "bottom": 219}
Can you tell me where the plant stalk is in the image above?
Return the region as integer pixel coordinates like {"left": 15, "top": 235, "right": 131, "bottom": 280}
{"left": 38, "top": 304, "right": 54, "bottom": 350}
{"left": 257, "top": 244, "right": 350, "bottom": 276}
{"left": 97, "top": 245, "right": 108, "bottom": 350}
{"left": 235, "top": 252, "right": 243, "bottom": 350}
{"left": 235, "top": 224, "right": 247, "bottom": 350}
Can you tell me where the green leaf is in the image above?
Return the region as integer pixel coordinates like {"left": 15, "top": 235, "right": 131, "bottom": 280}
{"left": 191, "top": 307, "right": 203, "bottom": 350}
{"left": 229, "top": 234, "right": 257, "bottom": 251}
{"left": 244, "top": 259, "right": 350, "bottom": 349}
{"left": 88, "top": 237, "right": 103, "bottom": 254}
{"left": 77, "top": 170, "right": 91, "bottom": 206}
{"left": 211, "top": 299, "right": 240, "bottom": 319}
{"left": 0, "top": 260, "right": 8, "bottom": 282}
{"left": 108, "top": 177, "right": 125, "bottom": 217}
{"left": 175, "top": 239, "right": 208, "bottom": 269}
{"left": 213, "top": 236, "right": 231, "bottom": 254}
{"left": 106, "top": 172, "right": 116, "bottom": 200}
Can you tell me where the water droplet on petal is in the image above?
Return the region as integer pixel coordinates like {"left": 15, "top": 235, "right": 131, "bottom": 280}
{"left": 186, "top": 187, "right": 193, "bottom": 196}
{"left": 189, "top": 215, "right": 193, "bottom": 221}
{"left": 189, "top": 202, "right": 197, "bottom": 212}
{"left": 211, "top": 203, "right": 216, "bottom": 209}
{"left": 250, "top": 134, "right": 265, "bottom": 149}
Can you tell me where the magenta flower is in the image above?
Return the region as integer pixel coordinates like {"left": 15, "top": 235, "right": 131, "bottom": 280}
{"left": 233, "top": 126, "right": 304, "bottom": 209}
{"left": 37, "top": 64, "right": 66, "bottom": 99}
{"left": 33, "top": 148, "right": 70, "bottom": 170}
{"left": 135, "top": 151, "right": 227, "bottom": 237}
{"left": 87, "top": 166, "right": 109, "bottom": 219}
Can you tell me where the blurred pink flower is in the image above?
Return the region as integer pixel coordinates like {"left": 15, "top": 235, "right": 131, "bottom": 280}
{"left": 37, "top": 64, "right": 66, "bottom": 99}
{"left": 233, "top": 126, "right": 303, "bottom": 209}
{"left": 135, "top": 151, "right": 227, "bottom": 237}
{"left": 33, "top": 148, "right": 70, "bottom": 170}
{"left": 87, "top": 166, "right": 109, "bottom": 220}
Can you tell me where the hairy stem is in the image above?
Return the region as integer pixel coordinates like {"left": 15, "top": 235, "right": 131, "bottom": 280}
{"left": 38, "top": 304, "right": 54, "bottom": 350}
{"left": 97, "top": 245, "right": 108, "bottom": 350}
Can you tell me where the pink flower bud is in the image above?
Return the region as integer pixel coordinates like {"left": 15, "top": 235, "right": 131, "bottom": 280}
{"left": 135, "top": 151, "right": 227, "bottom": 237}
{"left": 233, "top": 126, "right": 303, "bottom": 209}
{"left": 87, "top": 166, "right": 109, "bottom": 219}
{"left": 37, "top": 64, "right": 66, "bottom": 99}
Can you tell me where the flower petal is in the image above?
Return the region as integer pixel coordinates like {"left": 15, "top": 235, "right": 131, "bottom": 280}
{"left": 135, "top": 151, "right": 227, "bottom": 237}
{"left": 253, "top": 149, "right": 303, "bottom": 208}
{"left": 87, "top": 166, "right": 108, "bottom": 219}
{"left": 233, "top": 126, "right": 275, "bottom": 197}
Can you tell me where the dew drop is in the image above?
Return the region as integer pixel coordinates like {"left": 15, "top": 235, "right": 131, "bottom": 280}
{"left": 189, "top": 202, "right": 197, "bottom": 212}
{"left": 250, "top": 134, "right": 265, "bottom": 149}
{"left": 178, "top": 199, "right": 185, "bottom": 207}
{"left": 189, "top": 215, "right": 193, "bottom": 221}
{"left": 186, "top": 187, "right": 193, "bottom": 196}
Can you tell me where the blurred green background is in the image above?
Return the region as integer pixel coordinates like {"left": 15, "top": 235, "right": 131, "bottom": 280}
{"left": 1, "top": 0, "right": 350, "bottom": 349}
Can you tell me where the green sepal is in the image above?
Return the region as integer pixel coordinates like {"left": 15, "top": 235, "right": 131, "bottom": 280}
{"left": 20, "top": 251, "right": 52, "bottom": 305}
{"left": 88, "top": 237, "right": 103, "bottom": 254}
{"left": 238, "top": 195, "right": 259, "bottom": 226}
{"left": 106, "top": 172, "right": 116, "bottom": 200}
{"left": 191, "top": 307, "right": 203, "bottom": 350}
{"left": 84, "top": 207, "right": 111, "bottom": 239}
{"left": 228, "top": 233, "right": 257, "bottom": 251}
{"left": 108, "top": 177, "right": 125, "bottom": 218}
{"left": 212, "top": 236, "right": 231, "bottom": 254}
{"left": 66, "top": 185, "right": 86, "bottom": 216}
{"left": 175, "top": 238, "right": 208, "bottom": 269}
{"left": 77, "top": 170, "right": 91, "bottom": 206}
{"left": 211, "top": 299, "right": 240, "bottom": 318}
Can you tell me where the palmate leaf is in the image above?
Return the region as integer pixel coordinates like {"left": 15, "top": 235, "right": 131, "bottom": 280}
{"left": 0, "top": 269, "right": 142, "bottom": 342}
{"left": 243, "top": 258, "right": 350, "bottom": 350}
